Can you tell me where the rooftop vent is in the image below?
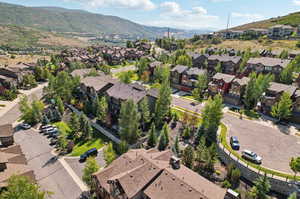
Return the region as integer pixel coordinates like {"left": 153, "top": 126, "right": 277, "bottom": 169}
{"left": 170, "top": 156, "right": 180, "bottom": 170}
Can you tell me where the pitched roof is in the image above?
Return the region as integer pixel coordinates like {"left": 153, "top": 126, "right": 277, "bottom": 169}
{"left": 212, "top": 73, "right": 235, "bottom": 83}
{"left": 71, "top": 68, "right": 94, "bottom": 78}
{"left": 268, "top": 82, "right": 297, "bottom": 96}
{"left": 144, "top": 166, "right": 226, "bottom": 199}
{"left": 149, "top": 61, "right": 163, "bottom": 69}
{"left": 171, "top": 65, "right": 189, "bottom": 74}
{"left": 81, "top": 75, "right": 116, "bottom": 91}
{"left": 233, "top": 77, "right": 250, "bottom": 86}
{"left": 208, "top": 55, "right": 241, "bottom": 64}
{"left": 106, "top": 82, "right": 147, "bottom": 103}
{"left": 247, "top": 57, "right": 290, "bottom": 68}
{"left": 185, "top": 68, "right": 206, "bottom": 76}
{"left": 0, "top": 124, "right": 13, "bottom": 138}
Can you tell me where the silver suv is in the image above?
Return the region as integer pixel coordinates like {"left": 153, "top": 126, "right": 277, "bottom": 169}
{"left": 242, "top": 150, "right": 262, "bottom": 164}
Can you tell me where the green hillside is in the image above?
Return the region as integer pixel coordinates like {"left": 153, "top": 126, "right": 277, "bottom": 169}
{"left": 0, "top": 2, "right": 165, "bottom": 38}
{"left": 231, "top": 12, "right": 300, "bottom": 30}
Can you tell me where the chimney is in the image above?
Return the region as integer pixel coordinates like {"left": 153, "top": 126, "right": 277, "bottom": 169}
{"left": 170, "top": 156, "right": 180, "bottom": 170}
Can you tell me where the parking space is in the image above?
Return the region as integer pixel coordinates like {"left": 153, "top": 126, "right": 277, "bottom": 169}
{"left": 14, "top": 128, "right": 83, "bottom": 199}
{"left": 223, "top": 114, "right": 300, "bottom": 174}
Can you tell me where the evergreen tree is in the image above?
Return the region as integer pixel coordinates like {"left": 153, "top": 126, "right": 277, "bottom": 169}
{"left": 104, "top": 142, "right": 117, "bottom": 165}
{"left": 118, "top": 140, "right": 129, "bottom": 155}
{"left": 174, "top": 136, "right": 180, "bottom": 155}
{"left": 69, "top": 112, "right": 81, "bottom": 139}
{"left": 271, "top": 92, "right": 292, "bottom": 121}
{"left": 158, "top": 131, "right": 167, "bottom": 151}
{"left": 280, "top": 62, "right": 294, "bottom": 84}
{"left": 176, "top": 55, "right": 192, "bottom": 66}
{"left": 182, "top": 127, "right": 191, "bottom": 140}
{"left": 97, "top": 96, "right": 108, "bottom": 124}
{"left": 194, "top": 125, "right": 205, "bottom": 145}
{"left": 182, "top": 146, "right": 194, "bottom": 169}
{"left": 139, "top": 98, "right": 151, "bottom": 130}
{"left": 249, "top": 175, "right": 271, "bottom": 199}
{"left": 42, "top": 114, "right": 50, "bottom": 125}
{"left": 82, "top": 157, "right": 100, "bottom": 189}
{"left": 289, "top": 157, "right": 300, "bottom": 180}
{"left": 192, "top": 73, "right": 208, "bottom": 101}
{"left": 119, "top": 99, "right": 140, "bottom": 144}
{"left": 0, "top": 175, "right": 52, "bottom": 199}
{"left": 215, "top": 61, "right": 222, "bottom": 73}
{"left": 56, "top": 96, "right": 64, "bottom": 115}
{"left": 202, "top": 95, "right": 223, "bottom": 144}
{"left": 137, "top": 58, "right": 149, "bottom": 79}
{"left": 161, "top": 122, "right": 170, "bottom": 146}
{"left": 147, "top": 123, "right": 157, "bottom": 148}
{"left": 155, "top": 80, "right": 171, "bottom": 127}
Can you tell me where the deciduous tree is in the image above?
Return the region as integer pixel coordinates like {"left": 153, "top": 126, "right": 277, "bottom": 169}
{"left": 182, "top": 146, "right": 194, "bottom": 169}
{"left": 271, "top": 92, "right": 292, "bottom": 121}
{"left": 82, "top": 157, "right": 100, "bottom": 189}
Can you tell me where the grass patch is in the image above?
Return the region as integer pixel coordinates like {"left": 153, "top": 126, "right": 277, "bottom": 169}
{"left": 171, "top": 107, "right": 202, "bottom": 126}
{"left": 71, "top": 138, "right": 105, "bottom": 156}
{"left": 219, "top": 123, "right": 300, "bottom": 181}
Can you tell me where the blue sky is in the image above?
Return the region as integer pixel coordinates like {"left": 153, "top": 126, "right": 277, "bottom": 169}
{"left": 1, "top": 0, "right": 300, "bottom": 30}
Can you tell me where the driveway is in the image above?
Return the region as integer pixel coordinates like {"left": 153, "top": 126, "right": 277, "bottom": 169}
{"left": 65, "top": 149, "right": 106, "bottom": 180}
{"left": 14, "top": 129, "right": 83, "bottom": 199}
{"left": 223, "top": 114, "right": 300, "bottom": 174}
{"left": 171, "top": 96, "right": 204, "bottom": 113}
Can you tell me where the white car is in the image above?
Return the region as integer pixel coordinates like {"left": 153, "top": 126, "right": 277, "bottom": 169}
{"left": 20, "top": 123, "right": 31, "bottom": 130}
{"left": 242, "top": 150, "right": 262, "bottom": 164}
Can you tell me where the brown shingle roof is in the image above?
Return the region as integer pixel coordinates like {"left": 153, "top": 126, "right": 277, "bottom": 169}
{"left": 185, "top": 68, "right": 206, "bottom": 76}
{"left": 0, "top": 124, "right": 13, "bottom": 138}
{"left": 171, "top": 65, "right": 189, "bottom": 74}
{"left": 71, "top": 68, "right": 94, "bottom": 78}
{"left": 144, "top": 166, "right": 226, "bottom": 199}
{"left": 213, "top": 73, "right": 235, "bottom": 83}
{"left": 268, "top": 82, "right": 297, "bottom": 96}
{"left": 208, "top": 55, "right": 241, "bottom": 64}
{"left": 106, "top": 82, "right": 147, "bottom": 103}
{"left": 233, "top": 77, "right": 250, "bottom": 86}
{"left": 247, "top": 57, "right": 290, "bottom": 68}
{"left": 81, "top": 75, "right": 116, "bottom": 92}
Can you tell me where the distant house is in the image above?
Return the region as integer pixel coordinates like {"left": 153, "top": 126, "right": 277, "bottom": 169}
{"left": 181, "top": 68, "right": 207, "bottom": 91}
{"left": 207, "top": 55, "right": 242, "bottom": 75}
{"left": 291, "top": 90, "right": 300, "bottom": 123}
{"left": 208, "top": 73, "right": 235, "bottom": 96}
{"left": 220, "top": 30, "right": 244, "bottom": 39}
{"left": 268, "top": 25, "right": 294, "bottom": 39}
{"left": 170, "top": 65, "right": 189, "bottom": 86}
{"left": 225, "top": 77, "right": 250, "bottom": 106}
{"left": 245, "top": 57, "right": 290, "bottom": 80}
{"left": 92, "top": 149, "right": 226, "bottom": 199}
{"left": 148, "top": 61, "right": 163, "bottom": 76}
{"left": 260, "top": 82, "right": 297, "bottom": 114}
{"left": 0, "top": 63, "right": 33, "bottom": 88}
{"left": 245, "top": 28, "right": 268, "bottom": 37}
{"left": 187, "top": 52, "right": 209, "bottom": 68}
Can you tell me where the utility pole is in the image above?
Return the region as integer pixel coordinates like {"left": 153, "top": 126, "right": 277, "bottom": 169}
{"left": 226, "top": 13, "right": 231, "bottom": 39}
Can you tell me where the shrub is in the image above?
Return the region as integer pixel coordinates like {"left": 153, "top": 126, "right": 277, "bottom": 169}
{"left": 222, "top": 180, "right": 232, "bottom": 188}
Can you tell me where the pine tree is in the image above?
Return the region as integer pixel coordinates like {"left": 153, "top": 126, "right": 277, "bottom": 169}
{"left": 147, "top": 123, "right": 157, "bottom": 148}
{"left": 280, "top": 62, "right": 295, "bottom": 84}
{"left": 271, "top": 92, "right": 292, "bottom": 121}
{"left": 119, "top": 100, "right": 140, "bottom": 144}
{"left": 82, "top": 157, "right": 100, "bottom": 189}
{"left": 97, "top": 96, "right": 108, "bottom": 124}
{"left": 174, "top": 136, "right": 180, "bottom": 155}
{"left": 118, "top": 140, "right": 129, "bottom": 155}
{"left": 139, "top": 98, "right": 151, "bottom": 130}
{"left": 161, "top": 122, "right": 170, "bottom": 146}
{"left": 69, "top": 112, "right": 81, "bottom": 139}
{"left": 182, "top": 127, "right": 191, "bottom": 140}
{"left": 155, "top": 80, "right": 171, "bottom": 127}
{"left": 182, "top": 146, "right": 194, "bottom": 169}
{"left": 158, "top": 131, "right": 167, "bottom": 151}
{"left": 249, "top": 175, "right": 271, "bottom": 199}
{"left": 104, "top": 142, "right": 117, "bottom": 165}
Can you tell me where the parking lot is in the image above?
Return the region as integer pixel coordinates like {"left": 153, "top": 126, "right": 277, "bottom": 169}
{"left": 223, "top": 114, "right": 300, "bottom": 174}
{"left": 14, "top": 128, "right": 83, "bottom": 199}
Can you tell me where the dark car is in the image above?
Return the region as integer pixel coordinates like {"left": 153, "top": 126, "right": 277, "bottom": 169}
{"left": 79, "top": 148, "right": 98, "bottom": 162}
{"left": 47, "top": 130, "right": 59, "bottom": 138}
{"left": 230, "top": 136, "right": 240, "bottom": 150}
{"left": 49, "top": 138, "right": 58, "bottom": 146}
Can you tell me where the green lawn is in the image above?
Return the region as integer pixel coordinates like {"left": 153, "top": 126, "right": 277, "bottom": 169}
{"left": 219, "top": 123, "right": 300, "bottom": 181}
{"left": 70, "top": 138, "right": 105, "bottom": 156}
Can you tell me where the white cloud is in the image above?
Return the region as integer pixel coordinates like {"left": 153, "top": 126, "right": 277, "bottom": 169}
{"left": 293, "top": 0, "right": 300, "bottom": 6}
{"left": 145, "top": 2, "right": 219, "bottom": 29}
{"left": 232, "top": 12, "right": 264, "bottom": 21}
{"left": 64, "top": 0, "right": 156, "bottom": 11}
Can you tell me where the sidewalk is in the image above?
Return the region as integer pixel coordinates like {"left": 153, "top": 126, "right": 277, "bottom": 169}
{"left": 0, "top": 83, "right": 47, "bottom": 119}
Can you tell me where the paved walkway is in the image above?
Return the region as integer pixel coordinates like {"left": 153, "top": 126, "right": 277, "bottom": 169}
{"left": 111, "top": 65, "right": 135, "bottom": 74}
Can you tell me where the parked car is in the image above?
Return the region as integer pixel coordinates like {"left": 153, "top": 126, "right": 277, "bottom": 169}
{"left": 79, "top": 148, "right": 98, "bottom": 162}
{"left": 40, "top": 124, "right": 53, "bottom": 130}
{"left": 41, "top": 126, "right": 55, "bottom": 134}
{"left": 20, "top": 123, "right": 31, "bottom": 130}
{"left": 44, "top": 127, "right": 58, "bottom": 135}
{"left": 49, "top": 138, "right": 58, "bottom": 146}
{"left": 230, "top": 136, "right": 240, "bottom": 150}
{"left": 47, "top": 130, "right": 59, "bottom": 138}
{"left": 242, "top": 150, "right": 262, "bottom": 164}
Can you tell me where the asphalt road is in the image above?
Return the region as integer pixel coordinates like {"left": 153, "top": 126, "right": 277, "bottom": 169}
{"left": 14, "top": 129, "right": 83, "bottom": 199}
{"left": 223, "top": 114, "right": 300, "bottom": 174}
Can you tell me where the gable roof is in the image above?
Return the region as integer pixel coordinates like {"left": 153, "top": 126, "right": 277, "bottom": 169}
{"left": 247, "top": 57, "right": 290, "bottom": 68}
{"left": 71, "top": 68, "right": 94, "bottom": 78}
{"left": 208, "top": 55, "right": 241, "bottom": 64}
{"left": 171, "top": 65, "right": 189, "bottom": 74}
{"left": 106, "top": 82, "right": 147, "bottom": 103}
{"left": 212, "top": 73, "right": 235, "bottom": 83}
{"left": 268, "top": 82, "right": 297, "bottom": 96}
{"left": 233, "top": 77, "right": 250, "bottom": 86}
{"left": 185, "top": 68, "right": 206, "bottom": 76}
{"left": 81, "top": 75, "right": 116, "bottom": 92}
